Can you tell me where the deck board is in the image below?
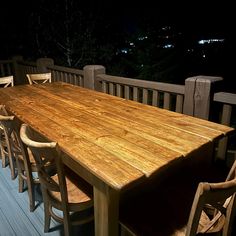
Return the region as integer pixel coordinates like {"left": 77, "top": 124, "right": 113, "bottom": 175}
{"left": 0, "top": 160, "right": 94, "bottom": 236}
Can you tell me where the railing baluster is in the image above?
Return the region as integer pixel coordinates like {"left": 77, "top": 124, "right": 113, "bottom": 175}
{"left": 163, "top": 92, "right": 171, "bottom": 110}
{"left": 124, "top": 85, "right": 130, "bottom": 99}
{"left": 116, "top": 84, "right": 121, "bottom": 97}
{"left": 176, "top": 94, "right": 184, "bottom": 113}
{"left": 133, "top": 87, "right": 138, "bottom": 102}
{"left": 109, "top": 82, "right": 115, "bottom": 95}
{"left": 217, "top": 104, "right": 232, "bottom": 160}
{"left": 142, "top": 89, "right": 148, "bottom": 104}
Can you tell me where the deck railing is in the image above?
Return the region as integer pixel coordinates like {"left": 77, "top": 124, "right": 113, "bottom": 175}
{"left": 47, "top": 65, "right": 84, "bottom": 87}
{"left": 0, "top": 60, "right": 14, "bottom": 77}
{"left": 96, "top": 74, "right": 185, "bottom": 113}
{"left": 1, "top": 56, "right": 235, "bottom": 161}
{"left": 213, "top": 92, "right": 236, "bottom": 161}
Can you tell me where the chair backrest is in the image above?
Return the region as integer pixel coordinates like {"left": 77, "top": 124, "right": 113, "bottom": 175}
{"left": 26, "top": 73, "right": 51, "bottom": 85}
{"left": 0, "top": 105, "right": 9, "bottom": 116}
{"left": 19, "top": 124, "right": 68, "bottom": 204}
{"left": 186, "top": 160, "right": 236, "bottom": 236}
{"left": 0, "top": 112, "right": 19, "bottom": 179}
{"left": 0, "top": 76, "right": 14, "bottom": 87}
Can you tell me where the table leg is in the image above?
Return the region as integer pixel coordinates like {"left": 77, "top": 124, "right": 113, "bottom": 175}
{"left": 93, "top": 185, "right": 119, "bottom": 236}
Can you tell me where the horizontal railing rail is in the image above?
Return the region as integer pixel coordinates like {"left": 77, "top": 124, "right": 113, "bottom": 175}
{"left": 96, "top": 74, "right": 185, "bottom": 113}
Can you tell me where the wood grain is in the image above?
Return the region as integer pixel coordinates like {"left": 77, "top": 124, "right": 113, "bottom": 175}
{"left": 0, "top": 82, "right": 234, "bottom": 236}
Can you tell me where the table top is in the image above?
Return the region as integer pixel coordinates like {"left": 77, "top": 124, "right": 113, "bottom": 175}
{"left": 0, "top": 82, "right": 234, "bottom": 190}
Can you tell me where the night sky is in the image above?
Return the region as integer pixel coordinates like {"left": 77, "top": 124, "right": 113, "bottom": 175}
{"left": 1, "top": 1, "right": 235, "bottom": 91}
{"left": 1, "top": 1, "right": 234, "bottom": 41}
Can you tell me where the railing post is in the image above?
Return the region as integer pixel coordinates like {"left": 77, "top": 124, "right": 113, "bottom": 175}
{"left": 183, "top": 76, "right": 223, "bottom": 120}
{"left": 36, "top": 58, "right": 54, "bottom": 72}
{"left": 83, "top": 65, "right": 106, "bottom": 91}
{"left": 12, "top": 55, "right": 23, "bottom": 85}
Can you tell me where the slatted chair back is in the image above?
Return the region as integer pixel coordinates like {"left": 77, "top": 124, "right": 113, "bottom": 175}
{"left": 0, "top": 76, "right": 14, "bottom": 87}
{"left": 0, "top": 105, "right": 9, "bottom": 168}
{"left": 185, "top": 160, "right": 236, "bottom": 236}
{"left": 0, "top": 113, "right": 17, "bottom": 179}
{"left": 20, "top": 124, "right": 94, "bottom": 236}
{"left": 0, "top": 109, "right": 40, "bottom": 211}
{"left": 26, "top": 73, "right": 51, "bottom": 85}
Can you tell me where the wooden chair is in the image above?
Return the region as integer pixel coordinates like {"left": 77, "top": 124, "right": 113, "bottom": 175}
{"left": 0, "top": 75, "right": 14, "bottom": 87}
{"left": 183, "top": 160, "right": 236, "bottom": 236}
{"left": 20, "top": 124, "right": 94, "bottom": 235}
{"left": 26, "top": 72, "right": 51, "bottom": 85}
{"left": 0, "top": 110, "right": 40, "bottom": 211}
{"left": 0, "top": 105, "right": 9, "bottom": 168}
{"left": 120, "top": 160, "right": 236, "bottom": 236}
{"left": 0, "top": 113, "right": 16, "bottom": 179}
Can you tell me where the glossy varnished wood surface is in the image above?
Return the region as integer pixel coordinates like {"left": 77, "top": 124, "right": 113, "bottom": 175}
{"left": 0, "top": 82, "right": 234, "bottom": 236}
{"left": 0, "top": 82, "right": 234, "bottom": 190}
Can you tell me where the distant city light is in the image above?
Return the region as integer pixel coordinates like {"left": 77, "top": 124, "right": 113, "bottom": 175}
{"left": 138, "top": 36, "right": 148, "bottom": 41}
{"left": 129, "top": 42, "right": 135, "bottom": 46}
{"left": 198, "top": 38, "right": 225, "bottom": 45}
{"left": 162, "top": 26, "right": 171, "bottom": 31}
{"left": 163, "top": 44, "right": 174, "bottom": 48}
{"left": 121, "top": 49, "right": 128, "bottom": 54}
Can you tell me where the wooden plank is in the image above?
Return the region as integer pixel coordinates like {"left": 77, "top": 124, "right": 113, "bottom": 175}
{"left": 142, "top": 89, "right": 148, "bottom": 104}
{"left": 163, "top": 92, "right": 170, "bottom": 110}
{"left": 0, "top": 209, "right": 16, "bottom": 235}
{"left": 109, "top": 82, "right": 115, "bottom": 95}
{"left": 214, "top": 92, "right": 236, "bottom": 105}
{"left": 1, "top": 82, "right": 230, "bottom": 149}
{"left": 124, "top": 85, "right": 129, "bottom": 99}
{"left": 11, "top": 188, "right": 61, "bottom": 236}
{"left": 1, "top": 82, "right": 233, "bottom": 236}
{"left": 3, "top": 85, "right": 210, "bottom": 151}
{"left": 152, "top": 90, "right": 158, "bottom": 107}
{"left": 133, "top": 87, "right": 138, "bottom": 101}
{"left": 217, "top": 104, "right": 232, "bottom": 160}
{"left": 175, "top": 94, "right": 183, "bottom": 113}
{"left": 0, "top": 160, "right": 91, "bottom": 236}
{"left": 0, "top": 82, "right": 233, "bottom": 184}
{"left": 0, "top": 176, "right": 41, "bottom": 235}
{"left": 116, "top": 84, "right": 122, "bottom": 97}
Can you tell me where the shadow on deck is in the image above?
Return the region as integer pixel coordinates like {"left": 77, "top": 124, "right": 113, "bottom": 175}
{"left": 0, "top": 159, "right": 94, "bottom": 236}
{"left": 120, "top": 155, "right": 236, "bottom": 236}
{"left": 1, "top": 156, "right": 235, "bottom": 236}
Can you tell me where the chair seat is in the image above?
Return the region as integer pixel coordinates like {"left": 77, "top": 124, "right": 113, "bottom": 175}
{"left": 50, "top": 170, "right": 93, "bottom": 204}
{"left": 172, "top": 211, "right": 226, "bottom": 236}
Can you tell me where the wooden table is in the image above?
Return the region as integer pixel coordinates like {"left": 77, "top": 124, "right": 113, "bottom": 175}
{"left": 0, "top": 82, "right": 234, "bottom": 236}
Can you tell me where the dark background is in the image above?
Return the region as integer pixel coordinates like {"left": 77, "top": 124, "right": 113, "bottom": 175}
{"left": 1, "top": 0, "right": 235, "bottom": 91}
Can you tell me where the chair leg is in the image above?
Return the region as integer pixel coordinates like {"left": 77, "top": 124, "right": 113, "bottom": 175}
{"left": 42, "top": 189, "right": 51, "bottom": 232}
{"left": 1, "top": 146, "right": 7, "bottom": 168}
{"left": 27, "top": 179, "right": 35, "bottom": 212}
{"left": 8, "top": 155, "right": 17, "bottom": 180}
{"left": 63, "top": 211, "right": 71, "bottom": 236}
{"left": 18, "top": 173, "right": 24, "bottom": 193}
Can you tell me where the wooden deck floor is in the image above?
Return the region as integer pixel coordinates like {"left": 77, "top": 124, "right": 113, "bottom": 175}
{"left": 0, "top": 160, "right": 94, "bottom": 236}
{"left": 1, "top": 158, "right": 236, "bottom": 236}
